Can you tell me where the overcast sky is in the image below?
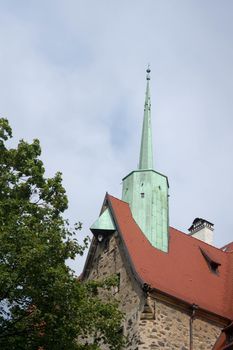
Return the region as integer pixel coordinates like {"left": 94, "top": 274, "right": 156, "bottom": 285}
{"left": 1, "top": 0, "right": 233, "bottom": 273}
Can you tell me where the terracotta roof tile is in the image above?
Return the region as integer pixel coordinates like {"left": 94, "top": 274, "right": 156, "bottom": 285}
{"left": 107, "top": 194, "right": 233, "bottom": 320}
{"left": 213, "top": 322, "right": 233, "bottom": 349}
{"left": 222, "top": 242, "right": 233, "bottom": 252}
{"left": 212, "top": 332, "right": 227, "bottom": 350}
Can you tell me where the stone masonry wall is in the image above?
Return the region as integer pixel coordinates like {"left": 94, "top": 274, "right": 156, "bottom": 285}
{"left": 193, "top": 317, "right": 222, "bottom": 350}
{"left": 138, "top": 297, "right": 222, "bottom": 350}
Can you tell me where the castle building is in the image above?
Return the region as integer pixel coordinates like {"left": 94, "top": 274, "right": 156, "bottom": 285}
{"left": 82, "top": 68, "right": 233, "bottom": 349}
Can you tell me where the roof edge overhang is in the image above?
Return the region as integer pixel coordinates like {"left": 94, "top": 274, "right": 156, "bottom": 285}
{"left": 148, "top": 286, "right": 230, "bottom": 325}
{"left": 122, "top": 169, "right": 169, "bottom": 188}
{"left": 106, "top": 193, "right": 147, "bottom": 289}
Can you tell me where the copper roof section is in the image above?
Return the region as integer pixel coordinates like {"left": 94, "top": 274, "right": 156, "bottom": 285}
{"left": 107, "top": 194, "right": 233, "bottom": 320}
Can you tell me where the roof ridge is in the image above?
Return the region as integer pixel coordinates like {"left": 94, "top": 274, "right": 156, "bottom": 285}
{"left": 171, "top": 226, "right": 228, "bottom": 254}
{"left": 107, "top": 193, "right": 129, "bottom": 205}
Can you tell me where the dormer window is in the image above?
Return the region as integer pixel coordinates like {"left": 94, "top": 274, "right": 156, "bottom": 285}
{"left": 200, "top": 248, "right": 221, "bottom": 275}
{"left": 209, "top": 260, "right": 219, "bottom": 274}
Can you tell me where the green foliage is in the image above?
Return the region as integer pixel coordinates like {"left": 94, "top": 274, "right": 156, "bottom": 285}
{"left": 0, "top": 119, "right": 124, "bottom": 350}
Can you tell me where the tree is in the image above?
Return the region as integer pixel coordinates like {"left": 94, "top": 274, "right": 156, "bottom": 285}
{"left": 0, "top": 119, "right": 124, "bottom": 350}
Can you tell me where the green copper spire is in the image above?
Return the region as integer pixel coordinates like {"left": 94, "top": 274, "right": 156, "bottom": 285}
{"left": 139, "top": 66, "right": 153, "bottom": 170}
{"left": 122, "top": 66, "right": 169, "bottom": 252}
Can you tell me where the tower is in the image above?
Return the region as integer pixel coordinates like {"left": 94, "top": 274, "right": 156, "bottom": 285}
{"left": 85, "top": 68, "right": 233, "bottom": 350}
{"left": 122, "top": 67, "right": 169, "bottom": 252}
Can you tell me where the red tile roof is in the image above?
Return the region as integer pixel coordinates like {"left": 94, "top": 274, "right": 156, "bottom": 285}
{"left": 212, "top": 332, "right": 226, "bottom": 350}
{"left": 107, "top": 194, "right": 233, "bottom": 320}
{"left": 222, "top": 242, "right": 233, "bottom": 253}
{"left": 213, "top": 322, "right": 233, "bottom": 349}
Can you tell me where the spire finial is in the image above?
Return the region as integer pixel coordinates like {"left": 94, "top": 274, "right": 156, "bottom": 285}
{"left": 146, "top": 64, "right": 151, "bottom": 80}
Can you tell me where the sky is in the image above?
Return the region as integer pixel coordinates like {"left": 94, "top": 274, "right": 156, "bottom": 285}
{"left": 1, "top": 0, "right": 233, "bottom": 274}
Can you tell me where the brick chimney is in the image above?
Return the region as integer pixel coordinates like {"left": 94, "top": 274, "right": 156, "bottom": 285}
{"left": 188, "top": 218, "right": 214, "bottom": 246}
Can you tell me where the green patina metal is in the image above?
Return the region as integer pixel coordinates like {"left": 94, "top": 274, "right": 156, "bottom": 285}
{"left": 90, "top": 207, "right": 116, "bottom": 231}
{"left": 122, "top": 67, "right": 169, "bottom": 252}
{"left": 139, "top": 67, "right": 153, "bottom": 170}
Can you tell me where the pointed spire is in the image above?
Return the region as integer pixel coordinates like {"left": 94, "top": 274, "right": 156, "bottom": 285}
{"left": 122, "top": 66, "right": 169, "bottom": 252}
{"left": 138, "top": 65, "right": 153, "bottom": 170}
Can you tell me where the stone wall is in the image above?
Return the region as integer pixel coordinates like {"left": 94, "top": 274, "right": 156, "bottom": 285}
{"left": 138, "top": 297, "right": 222, "bottom": 350}
{"left": 193, "top": 317, "right": 222, "bottom": 350}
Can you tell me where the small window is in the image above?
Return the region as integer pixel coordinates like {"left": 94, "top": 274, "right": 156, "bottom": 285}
{"left": 104, "top": 237, "right": 110, "bottom": 251}
{"left": 141, "top": 192, "right": 145, "bottom": 198}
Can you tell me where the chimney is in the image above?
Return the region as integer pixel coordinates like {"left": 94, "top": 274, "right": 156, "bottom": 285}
{"left": 188, "top": 218, "right": 214, "bottom": 246}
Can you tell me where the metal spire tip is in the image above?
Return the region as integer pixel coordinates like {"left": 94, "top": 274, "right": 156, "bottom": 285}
{"left": 146, "top": 64, "right": 151, "bottom": 80}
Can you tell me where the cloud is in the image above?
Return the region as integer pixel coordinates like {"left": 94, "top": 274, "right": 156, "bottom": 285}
{"left": 1, "top": 0, "right": 233, "bottom": 273}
